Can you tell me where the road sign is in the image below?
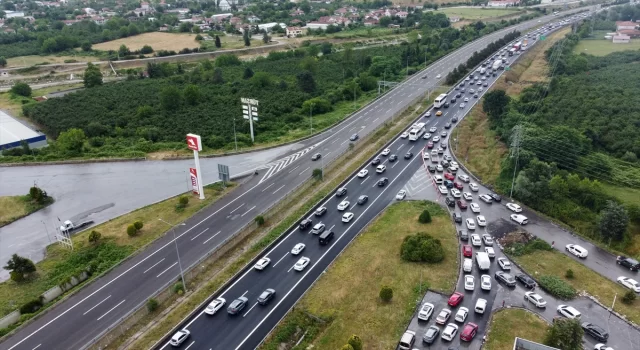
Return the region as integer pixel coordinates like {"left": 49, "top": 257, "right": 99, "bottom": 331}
{"left": 218, "top": 164, "right": 230, "bottom": 183}
{"left": 189, "top": 168, "right": 199, "bottom": 194}
{"left": 505, "top": 66, "right": 511, "bottom": 71}
{"left": 186, "top": 134, "right": 202, "bottom": 151}
{"left": 540, "top": 35, "right": 546, "bottom": 41}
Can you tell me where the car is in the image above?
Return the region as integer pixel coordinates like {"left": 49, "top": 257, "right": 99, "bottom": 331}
{"left": 227, "top": 296, "right": 249, "bottom": 315}
{"left": 357, "top": 195, "right": 368, "bottom": 205}
{"left": 423, "top": 151, "right": 430, "bottom": 160}
{"left": 400, "top": 131, "right": 409, "bottom": 139}
{"left": 617, "top": 276, "right": 640, "bottom": 292}
{"left": 342, "top": 212, "right": 354, "bottom": 223}
{"left": 464, "top": 97, "right": 469, "bottom": 102}
{"left": 291, "top": 243, "right": 305, "bottom": 255}
{"left": 453, "top": 182, "right": 463, "bottom": 190}
{"left": 310, "top": 223, "right": 325, "bottom": 235}
{"left": 466, "top": 218, "right": 476, "bottom": 230}
{"left": 462, "top": 244, "right": 473, "bottom": 257}
{"left": 445, "top": 195, "right": 456, "bottom": 207}
{"left": 389, "top": 154, "right": 398, "bottom": 162}
{"left": 460, "top": 322, "right": 479, "bottom": 341}
{"left": 426, "top": 141, "right": 434, "bottom": 149}
{"left": 170, "top": 329, "right": 191, "bottom": 346}
{"left": 436, "top": 308, "right": 452, "bottom": 324}
{"left": 482, "top": 234, "right": 493, "bottom": 246}
{"left": 422, "top": 75, "right": 428, "bottom": 80}
{"left": 293, "top": 257, "right": 310, "bottom": 271}
{"left": 381, "top": 148, "right": 390, "bottom": 156}
{"left": 436, "top": 164, "right": 444, "bottom": 172}
{"left": 459, "top": 230, "right": 469, "bottom": 241}
{"left": 452, "top": 116, "right": 458, "bottom": 122}
{"left": 458, "top": 200, "right": 468, "bottom": 210}
{"left": 396, "top": 190, "right": 407, "bottom": 200}
{"left": 566, "top": 244, "right": 588, "bottom": 258}
{"left": 375, "top": 165, "right": 386, "bottom": 174}
{"left": 464, "top": 275, "right": 475, "bottom": 291}
{"left": 436, "top": 111, "right": 443, "bottom": 116}
{"left": 444, "top": 102, "right": 450, "bottom": 108}
{"left": 425, "top": 111, "right": 432, "bottom": 117}
{"left": 454, "top": 307, "right": 469, "bottom": 322}
{"left": 254, "top": 257, "right": 271, "bottom": 270}
{"left": 462, "top": 192, "right": 473, "bottom": 201}
{"left": 436, "top": 74, "right": 441, "bottom": 79}
{"left": 470, "top": 203, "right": 480, "bottom": 213}
{"left": 485, "top": 247, "right": 495, "bottom": 258}
{"left": 314, "top": 206, "right": 327, "bottom": 216}
{"left": 371, "top": 157, "right": 381, "bottom": 166}
{"left": 582, "top": 322, "right": 609, "bottom": 342}
{"left": 470, "top": 234, "right": 481, "bottom": 246}
{"left": 506, "top": 202, "right": 522, "bottom": 212}
{"left": 481, "top": 274, "right": 492, "bottom": 290}
{"left": 516, "top": 273, "right": 537, "bottom": 288}
{"left": 444, "top": 172, "right": 455, "bottom": 181}
{"left": 204, "top": 297, "right": 226, "bottom": 315}
{"left": 489, "top": 193, "right": 502, "bottom": 202}
{"left": 497, "top": 257, "right": 511, "bottom": 270}
{"left": 404, "top": 152, "right": 413, "bottom": 159}
{"left": 418, "top": 302, "right": 435, "bottom": 321}
{"left": 617, "top": 256, "right": 640, "bottom": 271}
{"left": 469, "top": 183, "right": 479, "bottom": 192}
{"left": 422, "top": 325, "right": 440, "bottom": 344}
{"left": 337, "top": 200, "right": 350, "bottom": 211}
{"left": 453, "top": 212, "right": 463, "bottom": 223}
{"left": 524, "top": 292, "right": 547, "bottom": 308}
{"left": 448, "top": 292, "right": 464, "bottom": 307}
{"left": 335, "top": 187, "right": 347, "bottom": 197}
{"left": 438, "top": 185, "right": 448, "bottom": 195}
{"left": 423, "top": 132, "right": 432, "bottom": 140}
{"left": 511, "top": 214, "right": 528, "bottom": 225}
{"left": 357, "top": 169, "right": 368, "bottom": 178}
{"left": 398, "top": 330, "right": 416, "bottom": 350}
{"left": 441, "top": 131, "right": 448, "bottom": 138}
{"left": 479, "top": 194, "right": 493, "bottom": 203}
{"left": 451, "top": 188, "right": 461, "bottom": 198}
{"left": 349, "top": 134, "right": 359, "bottom": 141}
{"left": 299, "top": 219, "right": 312, "bottom": 230}
{"left": 257, "top": 288, "right": 276, "bottom": 305}
{"left": 437, "top": 147, "right": 445, "bottom": 155}
{"left": 450, "top": 97, "right": 457, "bottom": 103}
{"left": 474, "top": 298, "right": 487, "bottom": 314}
{"left": 483, "top": 82, "right": 488, "bottom": 87}
{"left": 429, "top": 126, "right": 437, "bottom": 133}
{"left": 469, "top": 88, "right": 475, "bottom": 94}
{"left": 495, "top": 271, "right": 516, "bottom": 287}
{"left": 433, "top": 136, "right": 440, "bottom": 142}
{"left": 441, "top": 323, "right": 459, "bottom": 341}
{"left": 311, "top": 153, "right": 321, "bottom": 161}
{"left": 594, "top": 344, "right": 614, "bottom": 350}
{"left": 377, "top": 177, "right": 389, "bottom": 187}
{"left": 458, "top": 174, "right": 470, "bottom": 183}
{"left": 427, "top": 164, "right": 436, "bottom": 173}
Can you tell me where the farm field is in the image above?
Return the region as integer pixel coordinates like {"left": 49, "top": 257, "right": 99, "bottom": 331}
{"left": 574, "top": 38, "right": 640, "bottom": 56}
{"left": 5, "top": 55, "right": 99, "bottom": 68}
{"left": 92, "top": 32, "right": 201, "bottom": 51}
{"left": 440, "top": 7, "right": 524, "bottom": 20}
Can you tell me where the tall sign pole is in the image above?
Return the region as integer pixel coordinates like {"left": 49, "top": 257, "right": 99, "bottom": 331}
{"left": 186, "top": 133, "right": 205, "bottom": 200}
{"left": 241, "top": 97, "right": 259, "bottom": 143}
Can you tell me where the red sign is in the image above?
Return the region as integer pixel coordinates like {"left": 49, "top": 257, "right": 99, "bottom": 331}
{"left": 186, "top": 133, "right": 202, "bottom": 151}
{"left": 190, "top": 168, "right": 199, "bottom": 194}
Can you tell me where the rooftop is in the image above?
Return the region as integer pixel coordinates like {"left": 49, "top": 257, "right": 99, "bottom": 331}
{"left": 0, "top": 111, "right": 42, "bottom": 147}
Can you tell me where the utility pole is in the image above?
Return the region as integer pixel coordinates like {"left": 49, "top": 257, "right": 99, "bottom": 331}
{"left": 158, "top": 219, "right": 187, "bottom": 291}
{"left": 309, "top": 102, "right": 314, "bottom": 134}
{"left": 509, "top": 125, "right": 523, "bottom": 198}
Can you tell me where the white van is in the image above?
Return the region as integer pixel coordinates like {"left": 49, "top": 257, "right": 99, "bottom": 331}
{"left": 463, "top": 258, "right": 473, "bottom": 272}
{"left": 434, "top": 175, "right": 443, "bottom": 184}
{"left": 475, "top": 298, "right": 487, "bottom": 314}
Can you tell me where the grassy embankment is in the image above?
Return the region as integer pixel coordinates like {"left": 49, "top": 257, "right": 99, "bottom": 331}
{"left": 260, "top": 201, "right": 458, "bottom": 350}
{"left": 485, "top": 309, "right": 548, "bottom": 350}
{"left": 0, "top": 195, "right": 54, "bottom": 227}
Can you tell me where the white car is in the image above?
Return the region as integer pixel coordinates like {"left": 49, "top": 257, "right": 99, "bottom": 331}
{"left": 497, "top": 257, "right": 511, "bottom": 270}
{"left": 357, "top": 169, "right": 368, "bottom": 178}
{"left": 441, "top": 323, "right": 458, "bottom": 341}
{"left": 450, "top": 161, "right": 459, "bottom": 168}
{"left": 418, "top": 302, "right": 435, "bottom": 321}
{"left": 451, "top": 188, "right": 461, "bottom": 198}
{"left": 458, "top": 174, "right": 470, "bottom": 183}
{"left": 291, "top": 243, "right": 306, "bottom": 255}
{"left": 524, "top": 292, "right": 547, "bottom": 308}
{"left": 470, "top": 203, "right": 480, "bottom": 213}
{"left": 479, "top": 194, "right": 493, "bottom": 203}
{"left": 454, "top": 307, "right": 469, "bottom": 322}
{"left": 506, "top": 202, "right": 522, "bottom": 213}
{"left": 565, "top": 244, "right": 588, "bottom": 258}
{"left": 476, "top": 215, "right": 487, "bottom": 227}
{"left": 401, "top": 131, "right": 409, "bottom": 139}
{"left": 470, "top": 234, "right": 481, "bottom": 246}
{"left": 433, "top": 136, "right": 440, "bottom": 142}
{"left": 469, "top": 183, "right": 479, "bottom": 192}
{"left": 342, "top": 212, "right": 354, "bottom": 223}
{"left": 436, "top": 164, "right": 443, "bottom": 172}
{"left": 463, "top": 192, "right": 473, "bottom": 201}
{"left": 435, "top": 309, "right": 452, "bottom": 324}
{"left": 293, "top": 257, "right": 310, "bottom": 271}
{"left": 170, "top": 329, "right": 191, "bottom": 346}
{"left": 376, "top": 165, "right": 386, "bottom": 174}
{"left": 429, "top": 126, "right": 437, "bottom": 133}
{"left": 511, "top": 214, "right": 528, "bottom": 225}
{"left": 481, "top": 274, "right": 491, "bottom": 290}
{"left": 381, "top": 148, "right": 390, "bottom": 156}
{"left": 475, "top": 298, "right": 487, "bottom": 314}
{"left": 254, "top": 257, "right": 271, "bottom": 270}
{"left": 484, "top": 247, "right": 495, "bottom": 258}
{"left": 438, "top": 185, "right": 448, "bottom": 195}
{"left": 557, "top": 304, "right": 581, "bottom": 319}
{"left": 337, "top": 200, "right": 350, "bottom": 211}
{"left": 594, "top": 344, "right": 615, "bottom": 350}
{"left": 204, "top": 297, "right": 226, "bottom": 315}
{"left": 422, "top": 151, "right": 430, "bottom": 160}
{"left": 466, "top": 218, "right": 477, "bottom": 231}
{"left": 436, "top": 74, "right": 442, "bottom": 79}
{"left": 482, "top": 234, "right": 493, "bottom": 245}
{"left": 464, "top": 275, "right": 475, "bottom": 291}
{"left": 617, "top": 276, "right": 640, "bottom": 292}
{"left": 396, "top": 190, "right": 407, "bottom": 200}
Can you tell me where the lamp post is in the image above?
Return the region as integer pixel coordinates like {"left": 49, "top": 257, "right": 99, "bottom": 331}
{"left": 310, "top": 102, "right": 314, "bottom": 134}
{"left": 158, "top": 218, "right": 187, "bottom": 290}
{"left": 41, "top": 220, "right": 52, "bottom": 244}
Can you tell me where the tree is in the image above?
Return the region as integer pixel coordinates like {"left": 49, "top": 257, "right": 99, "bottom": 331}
{"left": 262, "top": 32, "right": 270, "bottom": 44}
{"left": 80, "top": 42, "right": 92, "bottom": 52}
{"left": 379, "top": 286, "right": 393, "bottom": 302}
{"left": 212, "top": 68, "right": 224, "bottom": 84}
{"left": 146, "top": 298, "right": 159, "bottom": 312}
{"left": 88, "top": 230, "right": 102, "bottom": 244}
{"left": 255, "top": 215, "right": 265, "bottom": 226}
{"left": 83, "top": 62, "right": 103, "bottom": 88}
{"left": 401, "top": 233, "right": 445, "bottom": 263}
{"left": 622, "top": 290, "right": 636, "bottom": 304}
{"left": 312, "top": 168, "right": 323, "bottom": 180}
{"left": 195, "top": 34, "right": 204, "bottom": 41}
{"left": 243, "top": 66, "right": 254, "bottom": 79}
{"left": 127, "top": 224, "right": 137, "bottom": 237}
{"left": 418, "top": 210, "right": 432, "bottom": 223}
{"left": 0, "top": 56, "right": 6, "bottom": 67}
{"left": 118, "top": 44, "right": 130, "bottom": 57}
{"left": 598, "top": 200, "right": 629, "bottom": 242}
{"left": 296, "top": 71, "right": 316, "bottom": 93}
{"left": 4, "top": 254, "right": 36, "bottom": 282}
{"left": 56, "top": 128, "right": 86, "bottom": 153}
{"left": 11, "top": 82, "right": 31, "bottom": 97}
{"left": 183, "top": 84, "right": 201, "bottom": 105}
{"left": 29, "top": 186, "right": 44, "bottom": 203}
{"left": 140, "top": 45, "right": 154, "bottom": 54}
{"left": 347, "top": 335, "right": 363, "bottom": 350}
{"left": 134, "top": 221, "right": 144, "bottom": 230}
{"left": 160, "top": 86, "right": 182, "bottom": 110}
{"left": 483, "top": 90, "right": 511, "bottom": 121}
{"left": 243, "top": 31, "right": 251, "bottom": 46}
{"left": 544, "top": 318, "right": 583, "bottom": 350}
{"left": 215, "top": 35, "right": 222, "bottom": 48}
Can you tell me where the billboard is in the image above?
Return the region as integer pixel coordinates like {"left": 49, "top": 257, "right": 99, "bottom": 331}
{"left": 186, "top": 133, "right": 202, "bottom": 151}
{"left": 189, "top": 168, "right": 199, "bottom": 194}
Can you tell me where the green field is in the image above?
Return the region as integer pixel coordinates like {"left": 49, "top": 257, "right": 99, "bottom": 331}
{"left": 440, "top": 7, "right": 523, "bottom": 20}
{"left": 574, "top": 38, "right": 640, "bottom": 56}
{"left": 485, "top": 309, "right": 548, "bottom": 350}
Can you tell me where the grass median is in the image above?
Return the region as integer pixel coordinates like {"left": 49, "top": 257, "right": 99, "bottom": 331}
{"left": 0, "top": 195, "right": 54, "bottom": 227}
{"left": 260, "top": 201, "right": 458, "bottom": 350}
{"left": 485, "top": 309, "right": 548, "bottom": 350}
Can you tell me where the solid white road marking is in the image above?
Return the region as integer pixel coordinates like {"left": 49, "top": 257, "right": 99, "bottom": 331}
{"left": 96, "top": 299, "right": 126, "bottom": 321}
{"left": 190, "top": 228, "right": 209, "bottom": 241}
{"left": 243, "top": 302, "right": 259, "bottom": 318}
{"left": 272, "top": 253, "right": 289, "bottom": 267}
{"left": 82, "top": 295, "right": 111, "bottom": 316}
{"left": 143, "top": 258, "right": 165, "bottom": 274}
{"left": 241, "top": 206, "right": 256, "bottom": 217}
{"left": 202, "top": 231, "right": 221, "bottom": 245}
{"left": 156, "top": 262, "right": 177, "bottom": 278}
{"left": 360, "top": 176, "right": 369, "bottom": 185}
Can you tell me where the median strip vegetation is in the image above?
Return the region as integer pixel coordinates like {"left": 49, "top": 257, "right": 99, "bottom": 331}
{"left": 485, "top": 309, "right": 548, "bottom": 350}
{"left": 0, "top": 186, "right": 54, "bottom": 227}
{"left": 260, "top": 201, "right": 458, "bottom": 350}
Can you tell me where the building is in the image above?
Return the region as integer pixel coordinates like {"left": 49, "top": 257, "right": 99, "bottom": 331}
{"left": 513, "top": 337, "right": 558, "bottom": 350}
{"left": 4, "top": 11, "right": 25, "bottom": 18}
{"left": 0, "top": 111, "right": 47, "bottom": 150}
{"left": 212, "top": 13, "right": 232, "bottom": 22}
{"left": 257, "top": 22, "right": 285, "bottom": 32}
{"left": 613, "top": 34, "right": 631, "bottom": 43}
{"left": 286, "top": 26, "right": 303, "bottom": 37}
{"left": 450, "top": 16, "right": 460, "bottom": 23}
{"left": 617, "top": 29, "right": 640, "bottom": 38}
{"left": 487, "top": 0, "right": 521, "bottom": 7}
{"left": 616, "top": 21, "right": 637, "bottom": 30}
{"left": 247, "top": 15, "right": 261, "bottom": 23}
{"left": 306, "top": 22, "right": 329, "bottom": 30}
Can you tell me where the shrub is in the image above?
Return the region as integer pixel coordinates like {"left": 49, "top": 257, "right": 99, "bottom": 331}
{"left": 418, "top": 210, "right": 432, "bottom": 223}
{"left": 19, "top": 299, "right": 43, "bottom": 314}
{"left": 133, "top": 221, "right": 144, "bottom": 230}
{"left": 379, "top": 285, "right": 393, "bottom": 302}
{"left": 88, "top": 230, "right": 102, "bottom": 244}
{"left": 179, "top": 195, "right": 189, "bottom": 206}
{"left": 11, "top": 82, "right": 32, "bottom": 97}
{"left": 29, "top": 186, "right": 44, "bottom": 202}
{"left": 146, "top": 298, "right": 159, "bottom": 312}
{"left": 347, "top": 335, "right": 363, "bottom": 350}
{"left": 538, "top": 275, "right": 576, "bottom": 299}
{"left": 255, "top": 215, "right": 265, "bottom": 226}
{"left": 312, "top": 168, "right": 323, "bottom": 180}
{"left": 565, "top": 269, "right": 574, "bottom": 279}
{"left": 507, "top": 239, "right": 553, "bottom": 256}
{"left": 173, "top": 282, "right": 185, "bottom": 295}
{"left": 10, "top": 271, "right": 25, "bottom": 282}
{"left": 340, "top": 345, "right": 354, "bottom": 350}
{"left": 4, "top": 254, "right": 36, "bottom": 281}
{"left": 622, "top": 290, "right": 636, "bottom": 305}
{"left": 400, "top": 233, "right": 445, "bottom": 263}
{"left": 126, "top": 224, "right": 137, "bottom": 237}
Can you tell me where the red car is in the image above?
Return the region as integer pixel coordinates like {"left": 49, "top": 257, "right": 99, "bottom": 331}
{"left": 444, "top": 172, "right": 455, "bottom": 181}
{"left": 427, "top": 141, "right": 434, "bottom": 149}
{"left": 457, "top": 200, "right": 468, "bottom": 210}
{"left": 462, "top": 244, "right": 472, "bottom": 257}
{"left": 460, "top": 323, "right": 479, "bottom": 341}
{"left": 448, "top": 292, "right": 464, "bottom": 307}
{"left": 454, "top": 182, "right": 464, "bottom": 190}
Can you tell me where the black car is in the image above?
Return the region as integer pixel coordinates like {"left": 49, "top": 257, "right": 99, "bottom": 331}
{"left": 473, "top": 94, "right": 478, "bottom": 98}
{"left": 453, "top": 212, "right": 463, "bottom": 223}
{"left": 227, "top": 297, "right": 248, "bottom": 315}
{"left": 458, "top": 230, "right": 469, "bottom": 241}
{"left": 404, "top": 152, "right": 413, "bottom": 159}
{"left": 377, "top": 177, "right": 389, "bottom": 187}
{"left": 454, "top": 85, "right": 459, "bottom": 90}
{"left": 444, "top": 123, "right": 452, "bottom": 129}
{"left": 495, "top": 272, "right": 516, "bottom": 287}
{"left": 443, "top": 102, "right": 450, "bottom": 108}
{"left": 617, "top": 255, "right": 640, "bottom": 271}
{"left": 311, "top": 153, "right": 321, "bottom": 161}
{"left": 371, "top": 157, "right": 381, "bottom": 166}
{"left": 257, "top": 288, "right": 276, "bottom": 305}
{"left": 460, "top": 88, "right": 465, "bottom": 93}
{"left": 451, "top": 116, "right": 458, "bottom": 123}
{"left": 335, "top": 187, "right": 347, "bottom": 197}
{"left": 445, "top": 196, "right": 456, "bottom": 207}
{"left": 460, "top": 82, "right": 465, "bottom": 87}
{"left": 315, "top": 206, "right": 327, "bottom": 216}
{"left": 450, "top": 97, "right": 457, "bottom": 104}
{"left": 582, "top": 322, "right": 609, "bottom": 342}
{"left": 441, "top": 143, "right": 447, "bottom": 149}
{"left": 357, "top": 195, "right": 369, "bottom": 205}
{"left": 456, "top": 93, "right": 462, "bottom": 98}
{"left": 389, "top": 154, "right": 398, "bottom": 162}
{"left": 492, "top": 72, "right": 497, "bottom": 77}
{"left": 422, "top": 325, "right": 440, "bottom": 344}
{"left": 427, "top": 164, "right": 436, "bottom": 173}
{"left": 515, "top": 273, "right": 536, "bottom": 288}
{"left": 489, "top": 193, "right": 502, "bottom": 202}
{"left": 349, "top": 134, "right": 359, "bottom": 141}
{"left": 299, "top": 219, "right": 312, "bottom": 230}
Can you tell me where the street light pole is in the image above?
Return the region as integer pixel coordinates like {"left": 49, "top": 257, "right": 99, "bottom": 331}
{"left": 158, "top": 218, "right": 187, "bottom": 290}
{"left": 41, "top": 220, "right": 52, "bottom": 244}
{"left": 310, "top": 103, "right": 314, "bottom": 134}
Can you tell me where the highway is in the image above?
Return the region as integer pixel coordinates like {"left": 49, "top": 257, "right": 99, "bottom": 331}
{"left": 0, "top": 8, "right": 591, "bottom": 350}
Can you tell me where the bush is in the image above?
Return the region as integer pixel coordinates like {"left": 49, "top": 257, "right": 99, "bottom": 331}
{"left": 379, "top": 286, "right": 393, "bottom": 302}
{"left": 418, "top": 210, "right": 432, "bottom": 223}
{"left": 400, "top": 233, "right": 445, "bottom": 263}
{"left": 255, "top": 215, "right": 265, "bottom": 226}
{"left": 538, "top": 275, "right": 577, "bottom": 299}
{"left": 173, "top": 282, "right": 185, "bottom": 295}
{"left": 565, "top": 269, "right": 574, "bottom": 279}
{"left": 312, "top": 168, "right": 323, "bottom": 180}
{"left": 179, "top": 195, "right": 189, "bottom": 206}
{"left": 347, "top": 335, "right": 363, "bottom": 350}
{"left": 10, "top": 271, "right": 25, "bottom": 282}
{"left": 622, "top": 290, "right": 636, "bottom": 305}
{"left": 11, "top": 82, "right": 32, "bottom": 97}
{"left": 88, "top": 230, "right": 101, "bottom": 244}
{"left": 126, "top": 224, "right": 137, "bottom": 237}
{"left": 133, "top": 221, "right": 143, "bottom": 230}
{"left": 146, "top": 298, "right": 159, "bottom": 312}
{"left": 19, "top": 299, "right": 43, "bottom": 314}
{"left": 507, "top": 239, "right": 553, "bottom": 256}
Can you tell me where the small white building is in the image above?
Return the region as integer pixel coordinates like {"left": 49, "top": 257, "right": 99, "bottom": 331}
{"left": 613, "top": 34, "right": 630, "bottom": 43}
{"left": 487, "top": 0, "right": 520, "bottom": 7}
{"left": 306, "top": 22, "right": 329, "bottom": 30}
{"left": 286, "top": 27, "right": 303, "bottom": 37}
{"left": 212, "top": 13, "right": 232, "bottom": 22}
{"left": 4, "top": 11, "right": 25, "bottom": 18}
{"left": 257, "top": 22, "right": 285, "bottom": 32}
{"left": 616, "top": 21, "right": 637, "bottom": 30}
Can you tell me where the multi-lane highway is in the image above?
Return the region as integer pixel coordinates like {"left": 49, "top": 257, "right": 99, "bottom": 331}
{"left": 0, "top": 8, "right": 593, "bottom": 350}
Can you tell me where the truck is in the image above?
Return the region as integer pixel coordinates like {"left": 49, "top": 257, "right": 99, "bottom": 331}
{"left": 508, "top": 48, "right": 516, "bottom": 56}
{"left": 59, "top": 219, "right": 94, "bottom": 233}
{"left": 492, "top": 59, "right": 502, "bottom": 71}
{"left": 475, "top": 252, "right": 490, "bottom": 271}
{"left": 513, "top": 41, "right": 522, "bottom": 51}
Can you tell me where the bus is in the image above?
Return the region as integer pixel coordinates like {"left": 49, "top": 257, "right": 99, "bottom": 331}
{"left": 408, "top": 122, "right": 426, "bottom": 141}
{"left": 434, "top": 94, "right": 447, "bottom": 109}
